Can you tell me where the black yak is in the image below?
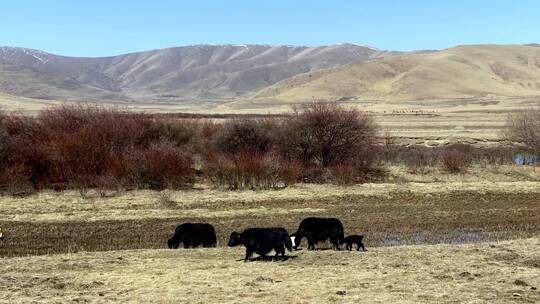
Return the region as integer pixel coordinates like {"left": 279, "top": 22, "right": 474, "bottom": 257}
{"left": 228, "top": 228, "right": 293, "bottom": 262}
{"left": 291, "top": 217, "right": 344, "bottom": 250}
{"left": 167, "top": 223, "right": 217, "bottom": 249}
{"left": 343, "top": 235, "right": 366, "bottom": 251}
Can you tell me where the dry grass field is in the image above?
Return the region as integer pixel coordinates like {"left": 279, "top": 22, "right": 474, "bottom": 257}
{"left": 1, "top": 170, "right": 539, "bottom": 256}
{"left": 1, "top": 238, "right": 539, "bottom": 304}
{"left": 224, "top": 96, "right": 540, "bottom": 146}
{"left": 1, "top": 170, "right": 540, "bottom": 302}
{"left": 3, "top": 92, "right": 540, "bottom": 147}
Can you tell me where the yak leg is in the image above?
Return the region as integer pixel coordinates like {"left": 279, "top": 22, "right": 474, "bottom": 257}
{"left": 358, "top": 242, "right": 367, "bottom": 252}
{"left": 244, "top": 249, "right": 253, "bottom": 262}
{"left": 274, "top": 244, "right": 286, "bottom": 260}
{"left": 331, "top": 236, "right": 341, "bottom": 250}
{"left": 307, "top": 238, "right": 316, "bottom": 250}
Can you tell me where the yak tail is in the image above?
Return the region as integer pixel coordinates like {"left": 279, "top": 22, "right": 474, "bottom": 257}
{"left": 285, "top": 235, "right": 293, "bottom": 252}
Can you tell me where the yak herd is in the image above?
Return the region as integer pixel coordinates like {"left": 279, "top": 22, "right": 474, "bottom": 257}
{"left": 0, "top": 219, "right": 364, "bottom": 261}
{"left": 167, "top": 217, "right": 366, "bottom": 262}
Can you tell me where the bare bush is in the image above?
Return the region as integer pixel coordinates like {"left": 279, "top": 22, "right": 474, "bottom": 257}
{"left": 204, "top": 151, "right": 300, "bottom": 190}
{"left": 503, "top": 106, "right": 540, "bottom": 156}
{"left": 399, "top": 146, "right": 440, "bottom": 174}
{"left": 279, "top": 102, "right": 377, "bottom": 182}
{"left": 0, "top": 163, "right": 34, "bottom": 196}
{"left": 281, "top": 102, "right": 378, "bottom": 168}
{"left": 0, "top": 105, "right": 197, "bottom": 193}
{"left": 213, "top": 119, "right": 274, "bottom": 154}
{"left": 377, "top": 144, "right": 514, "bottom": 171}
{"left": 152, "top": 119, "right": 197, "bottom": 147}
{"left": 441, "top": 144, "right": 471, "bottom": 173}
{"left": 0, "top": 111, "right": 12, "bottom": 167}
{"left": 124, "top": 143, "right": 195, "bottom": 190}
{"left": 329, "top": 161, "right": 383, "bottom": 185}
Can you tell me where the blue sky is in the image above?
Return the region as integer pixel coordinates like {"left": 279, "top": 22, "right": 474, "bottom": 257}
{"left": 1, "top": 1, "right": 539, "bottom": 57}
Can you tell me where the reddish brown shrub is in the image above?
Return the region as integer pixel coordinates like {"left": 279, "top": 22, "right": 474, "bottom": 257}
{"left": 0, "top": 162, "right": 34, "bottom": 196}
{"left": 37, "top": 105, "right": 152, "bottom": 188}
{"left": 204, "top": 150, "right": 300, "bottom": 190}
{"left": 280, "top": 101, "right": 377, "bottom": 167}
{"left": 150, "top": 118, "right": 221, "bottom": 154}
{"left": 503, "top": 105, "right": 540, "bottom": 156}
{"left": 329, "top": 162, "right": 363, "bottom": 185}
{"left": 139, "top": 143, "right": 194, "bottom": 190}
{"left": 441, "top": 144, "right": 471, "bottom": 173}
{"left": 0, "top": 105, "right": 197, "bottom": 193}
{"left": 152, "top": 119, "right": 197, "bottom": 147}
{"left": 213, "top": 119, "right": 274, "bottom": 155}
{"left": 330, "top": 161, "right": 387, "bottom": 185}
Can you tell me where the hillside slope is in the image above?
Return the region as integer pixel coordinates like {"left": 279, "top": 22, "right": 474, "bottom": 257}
{"left": 251, "top": 44, "right": 540, "bottom": 102}
{"left": 0, "top": 44, "right": 389, "bottom": 103}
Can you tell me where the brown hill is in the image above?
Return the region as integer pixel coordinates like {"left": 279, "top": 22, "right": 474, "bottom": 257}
{"left": 0, "top": 44, "right": 390, "bottom": 104}
{"left": 251, "top": 45, "right": 540, "bottom": 103}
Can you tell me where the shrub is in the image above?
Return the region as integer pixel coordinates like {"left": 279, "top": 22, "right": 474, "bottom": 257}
{"left": 0, "top": 116, "right": 13, "bottom": 167}
{"left": 123, "top": 143, "right": 195, "bottom": 190}
{"left": 38, "top": 105, "right": 152, "bottom": 188}
{"left": 0, "top": 163, "right": 34, "bottom": 196}
{"left": 401, "top": 147, "right": 440, "bottom": 174}
{"left": 469, "top": 146, "right": 516, "bottom": 165}
{"left": 152, "top": 119, "right": 197, "bottom": 147}
{"left": 280, "top": 101, "right": 377, "bottom": 167}
{"left": 263, "top": 152, "right": 303, "bottom": 188}
{"left": 213, "top": 119, "right": 274, "bottom": 155}
{"left": 377, "top": 144, "right": 515, "bottom": 170}
{"left": 503, "top": 105, "right": 540, "bottom": 156}
{"left": 204, "top": 151, "right": 300, "bottom": 190}
{"left": 329, "top": 160, "right": 387, "bottom": 185}
{"left": 0, "top": 105, "right": 197, "bottom": 192}
{"left": 329, "top": 162, "right": 358, "bottom": 185}
{"left": 441, "top": 144, "right": 471, "bottom": 173}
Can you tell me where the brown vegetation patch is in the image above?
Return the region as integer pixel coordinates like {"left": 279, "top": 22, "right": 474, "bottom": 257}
{"left": 1, "top": 190, "right": 538, "bottom": 257}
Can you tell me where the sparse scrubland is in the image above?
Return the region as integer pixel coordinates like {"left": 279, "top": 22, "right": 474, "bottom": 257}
{"left": 1, "top": 102, "right": 538, "bottom": 194}
{"left": 1, "top": 103, "right": 539, "bottom": 303}
{"left": 0, "top": 102, "right": 381, "bottom": 194}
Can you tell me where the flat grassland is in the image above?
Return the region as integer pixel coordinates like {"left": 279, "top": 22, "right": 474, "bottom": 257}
{"left": 225, "top": 96, "right": 540, "bottom": 146}
{"left": 1, "top": 169, "right": 540, "bottom": 303}
{"left": 1, "top": 238, "right": 539, "bottom": 303}
{"left": 3, "top": 93, "right": 539, "bottom": 146}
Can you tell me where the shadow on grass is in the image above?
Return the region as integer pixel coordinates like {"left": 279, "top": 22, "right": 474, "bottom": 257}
{"left": 236, "top": 255, "right": 299, "bottom": 262}
{"left": 295, "top": 246, "right": 368, "bottom": 252}
{"left": 294, "top": 247, "right": 339, "bottom": 251}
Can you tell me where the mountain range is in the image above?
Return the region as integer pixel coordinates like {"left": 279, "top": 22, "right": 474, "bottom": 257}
{"left": 1, "top": 43, "right": 540, "bottom": 109}
{"left": 0, "top": 44, "right": 390, "bottom": 104}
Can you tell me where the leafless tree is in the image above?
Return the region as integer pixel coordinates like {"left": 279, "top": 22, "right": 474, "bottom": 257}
{"left": 281, "top": 101, "right": 377, "bottom": 167}
{"left": 503, "top": 104, "right": 540, "bottom": 155}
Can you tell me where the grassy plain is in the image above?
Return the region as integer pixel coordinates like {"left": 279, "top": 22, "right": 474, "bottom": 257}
{"left": 1, "top": 98, "right": 540, "bottom": 302}
{"left": 3, "top": 92, "right": 539, "bottom": 146}
{"left": 1, "top": 238, "right": 539, "bottom": 303}
{"left": 1, "top": 168, "right": 539, "bottom": 256}
{"left": 1, "top": 168, "right": 539, "bottom": 303}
